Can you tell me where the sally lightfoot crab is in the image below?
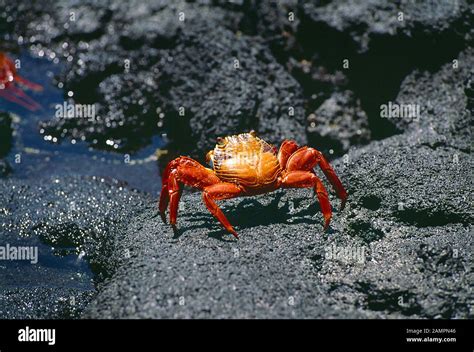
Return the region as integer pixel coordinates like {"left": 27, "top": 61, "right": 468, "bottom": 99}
{"left": 159, "top": 131, "right": 348, "bottom": 238}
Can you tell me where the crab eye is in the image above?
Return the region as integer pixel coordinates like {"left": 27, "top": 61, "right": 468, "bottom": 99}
{"left": 217, "top": 137, "right": 225, "bottom": 146}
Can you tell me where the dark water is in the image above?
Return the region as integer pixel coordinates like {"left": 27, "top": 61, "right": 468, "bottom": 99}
{"left": 1, "top": 235, "right": 94, "bottom": 291}
{"left": 2, "top": 50, "right": 165, "bottom": 195}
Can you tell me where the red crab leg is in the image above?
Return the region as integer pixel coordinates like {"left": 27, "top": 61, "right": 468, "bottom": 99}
{"left": 202, "top": 183, "right": 243, "bottom": 238}
{"left": 15, "top": 76, "right": 43, "bottom": 92}
{"left": 281, "top": 170, "right": 332, "bottom": 229}
{"left": 159, "top": 156, "right": 220, "bottom": 225}
{"left": 318, "top": 153, "right": 348, "bottom": 209}
{"left": 9, "top": 84, "right": 42, "bottom": 110}
{"left": 167, "top": 169, "right": 182, "bottom": 225}
{"left": 286, "top": 147, "right": 348, "bottom": 209}
{"left": 0, "top": 86, "right": 41, "bottom": 111}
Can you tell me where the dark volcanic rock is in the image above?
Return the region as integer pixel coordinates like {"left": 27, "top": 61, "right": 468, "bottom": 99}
{"left": 0, "top": 176, "right": 147, "bottom": 318}
{"left": 307, "top": 90, "right": 370, "bottom": 157}
{"left": 298, "top": 0, "right": 472, "bottom": 141}
{"left": 243, "top": 0, "right": 299, "bottom": 60}
{"left": 0, "top": 288, "right": 94, "bottom": 319}
{"left": 390, "top": 48, "right": 473, "bottom": 152}
{"left": 159, "top": 22, "right": 307, "bottom": 158}
{"left": 300, "top": 0, "right": 472, "bottom": 53}
{"left": 0, "top": 0, "right": 471, "bottom": 320}
{"left": 40, "top": 69, "right": 163, "bottom": 152}
{"left": 12, "top": 0, "right": 307, "bottom": 156}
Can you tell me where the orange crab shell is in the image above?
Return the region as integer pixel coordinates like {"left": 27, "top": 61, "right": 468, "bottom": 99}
{"left": 205, "top": 132, "right": 281, "bottom": 190}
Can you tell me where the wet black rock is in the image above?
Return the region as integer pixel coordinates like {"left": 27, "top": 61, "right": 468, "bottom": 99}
{"left": 0, "top": 288, "right": 94, "bottom": 319}
{"left": 0, "top": 111, "right": 12, "bottom": 177}
{"left": 307, "top": 90, "right": 370, "bottom": 157}
{"left": 40, "top": 69, "right": 163, "bottom": 152}
{"left": 0, "top": 0, "right": 471, "bottom": 320}
{"left": 6, "top": 0, "right": 247, "bottom": 153}
{"left": 0, "top": 176, "right": 148, "bottom": 318}
{"left": 0, "top": 159, "right": 11, "bottom": 177}
{"left": 159, "top": 22, "right": 307, "bottom": 158}
{"left": 11, "top": 0, "right": 306, "bottom": 156}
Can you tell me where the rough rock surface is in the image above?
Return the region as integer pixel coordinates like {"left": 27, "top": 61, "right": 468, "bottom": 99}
{"left": 391, "top": 48, "right": 473, "bottom": 153}
{"left": 0, "top": 111, "right": 12, "bottom": 157}
{"left": 307, "top": 90, "right": 370, "bottom": 156}
{"left": 298, "top": 0, "right": 472, "bottom": 142}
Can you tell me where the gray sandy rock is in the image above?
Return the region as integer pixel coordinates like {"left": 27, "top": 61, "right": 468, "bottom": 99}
{"left": 0, "top": 176, "right": 147, "bottom": 318}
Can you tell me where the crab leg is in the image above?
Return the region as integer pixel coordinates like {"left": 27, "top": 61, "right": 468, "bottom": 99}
{"left": 159, "top": 156, "right": 220, "bottom": 225}
{"left": 286, "top": 147, "right": 348, "bottom": 209}
{"left": 317, "top": 153, "right": 348, "bottom": 209}
{"left": 281, "top": 170, "right": 332, "bottom": 229}
{"left": 0, "top": 87, "right": 41, "bottom": 111}
{"left": 9, "top": 85, "right": 42, "bottom": 110}
{"left": 15, "top": 76, "right": 43, "bottom": 92}
{"left": 277, "top": 139, "right": 299, "bottom": 169}
{"left": 167, "top": 169, "right": 182, "bottom": 225}
{"left": 202, "top": 183, "right": 243, "bottom": 238}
